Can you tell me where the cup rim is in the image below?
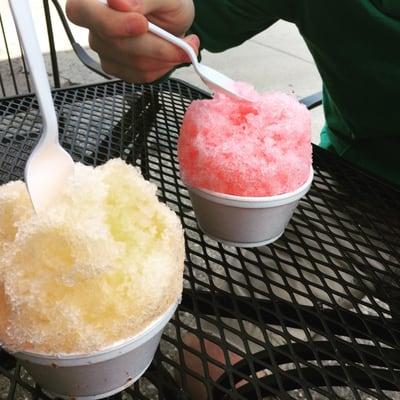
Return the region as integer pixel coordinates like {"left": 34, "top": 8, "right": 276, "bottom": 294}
{"left": 6, "top": 301, "right": 178, "bottom": 362}
{"left": 185, "top": 168, "right": 314, "bottom": 207}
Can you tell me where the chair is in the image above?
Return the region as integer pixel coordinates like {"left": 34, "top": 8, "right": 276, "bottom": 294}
{"left": 0, "top": 0, "right": 108, "bottom": 98}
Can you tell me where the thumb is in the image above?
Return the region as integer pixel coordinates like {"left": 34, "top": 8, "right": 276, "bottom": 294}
{"left": 184, "top": 34, "right": 200, "bottom": 55}
{"left": 179, "top": 34, "right": 200, "bottom": 63}
{"left": 107, "top": 0, "right": 191, "bottom": 18}
{"left": 177, "top": 34, "right": 200, "bottom": 63}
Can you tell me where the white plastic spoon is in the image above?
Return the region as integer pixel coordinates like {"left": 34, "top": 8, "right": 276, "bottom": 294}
{"left": 10, "top": 0, "right": 74, "bottom": 213}
{"left": 147, "top": 23, "right": 251, "bottom": 101}
{"left": 97, "top": 0, "right": 250, "bottom": 101}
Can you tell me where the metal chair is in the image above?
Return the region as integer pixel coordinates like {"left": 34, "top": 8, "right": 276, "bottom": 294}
{"left": 0, "top": 0, "right": 109, "bottom": 98}
{"left": 0, "top": 0, "right": 161, "bottom": 201}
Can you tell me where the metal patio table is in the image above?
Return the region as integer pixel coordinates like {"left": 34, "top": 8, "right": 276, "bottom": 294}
{"left": 0, "top": 79, "right": 399, "bottom": 400}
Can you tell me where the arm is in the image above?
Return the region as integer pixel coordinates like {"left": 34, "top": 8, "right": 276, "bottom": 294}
{"left": 190, "top": 0, "right": 289, "bottom": 52}
{"left": 66, "top": 0, "right": 299, "bottom": 83}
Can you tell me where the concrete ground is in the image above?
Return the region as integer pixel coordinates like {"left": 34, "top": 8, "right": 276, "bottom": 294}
{"left": 0, "top": 0, "right": 324, "bottom": 142}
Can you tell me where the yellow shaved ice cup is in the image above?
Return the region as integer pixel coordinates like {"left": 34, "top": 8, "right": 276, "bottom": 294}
{"left": 0, "top": 159, "right": 185, "bottom": 399}
{"left": 5, "top": 303, "right": 177, "bottom": 399}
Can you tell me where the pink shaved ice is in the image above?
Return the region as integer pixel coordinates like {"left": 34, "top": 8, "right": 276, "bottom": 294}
{"left": 178, "top": 83, "right": 312, "bottom": 197}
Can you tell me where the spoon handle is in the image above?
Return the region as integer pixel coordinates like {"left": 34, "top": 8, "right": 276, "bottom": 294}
{"left": 9, "top": 0, "right": 58, "bottom": 142}
{"left": 147, "top": 23, "right": 199, "bottom": 66}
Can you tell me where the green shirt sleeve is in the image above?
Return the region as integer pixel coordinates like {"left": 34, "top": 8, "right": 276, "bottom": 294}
{"left": 189, "top": 1, "right": 400, "bottom": 186}
{"left": 191, "top": 0, "right": 300, "bottom": 52}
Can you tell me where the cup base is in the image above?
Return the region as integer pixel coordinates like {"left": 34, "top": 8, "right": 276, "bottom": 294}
{"left": 198, "top": 223, "right": 284, "bottom": 248}
{"left": 41, "top": 359, "right": 152, "bottom": 400}
{"left": 187, "top": 169, "right": 313, "bottom": 248}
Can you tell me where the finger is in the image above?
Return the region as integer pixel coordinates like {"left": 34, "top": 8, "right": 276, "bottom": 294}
{"left": 100, "top": 58, "right": 173, "bottom": 83}
{"left": 66, "top": 0, "right": 147, "bottom": 38}
{"left": 107, "top": 54, "right": 177, "bottom": 73}
{"left": 89, "top": 33, "right": 180, "bottom": 70}
{"left": 108, "top": 0, "right": 184, "bottom": 15}
{"left": 184, "top": 34, "right": 201, "bottom": 54}
{"left": 90, "top": 32, "right": 175, "bottom": 64}
{"left": 90, "top": 32, "right": 199, "bottom": 65}
{"left": 106, "top": 0, "right": 142, "bottom": 12}
{"left": 106, "top": 0, "right": 192, "bottom": 35}
{"left": 141, "top": 32, "right": 200, "bottom": 63}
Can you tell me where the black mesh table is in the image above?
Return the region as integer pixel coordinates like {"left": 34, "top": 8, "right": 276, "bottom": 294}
{"left": 1, "top": 79, "right": 400, "bottom": 400}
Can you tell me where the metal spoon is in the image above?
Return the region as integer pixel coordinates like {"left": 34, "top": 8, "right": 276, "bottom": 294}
{"left": 96, "top": 0, "right": 250, "bottom": 101}
{"left": 10, "top": 0, "right": 74, "bottom": 213}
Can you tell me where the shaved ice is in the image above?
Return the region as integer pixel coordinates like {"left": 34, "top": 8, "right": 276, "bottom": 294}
{"left": 0, "top": 159, "right": 184, "bottom": 354}
{"left": 178, "top": 83, "right": 312, "bottom": 196}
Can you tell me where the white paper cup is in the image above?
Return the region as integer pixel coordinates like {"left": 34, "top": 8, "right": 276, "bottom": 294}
{"left": 8, "top": 302, "right": 178, "bottom": 400}
{"left": 185, "top": 169, "right": 313, "bottom": 248}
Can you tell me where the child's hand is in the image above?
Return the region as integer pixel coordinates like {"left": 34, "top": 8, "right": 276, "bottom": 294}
{"left": 66, "top": 0, "right": 199, "bottom": 82}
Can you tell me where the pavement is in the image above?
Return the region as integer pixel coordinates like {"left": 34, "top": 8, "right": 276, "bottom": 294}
{"left": 0, "top": 0, "right": 324, "bottom": 143}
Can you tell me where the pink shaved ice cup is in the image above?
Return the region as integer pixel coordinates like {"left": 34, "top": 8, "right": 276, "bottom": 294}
{"left": 8, "top": 302, "right": 177, "bottom": 400}
{"left": 185, "top": 170, "right": 313, "bottom": 247}
{"left": 179, "top": 86, "right": 313, "bottom": 247}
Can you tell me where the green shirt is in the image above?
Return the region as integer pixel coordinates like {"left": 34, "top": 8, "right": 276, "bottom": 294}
{"left": 191, "top": 0, "right": 400, "bottom": 186}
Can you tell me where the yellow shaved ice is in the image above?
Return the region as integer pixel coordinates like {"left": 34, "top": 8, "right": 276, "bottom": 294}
{"left": 0, "top": 159, "right": 185, "bottom": 354}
